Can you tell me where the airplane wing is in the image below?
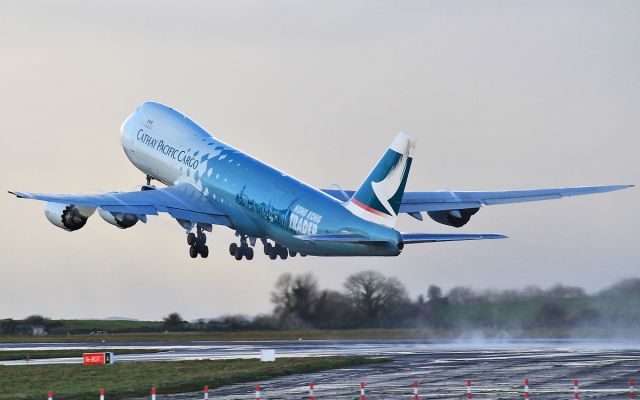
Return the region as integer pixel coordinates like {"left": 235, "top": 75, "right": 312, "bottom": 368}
{"left": 9, "top": 183, "right": 231, "bottom": 227}
{"left": 323, "top": 185, "right": 633, "bottom": 213}
{"left": 396, "top": 185, "right": 633, "bottom": 213}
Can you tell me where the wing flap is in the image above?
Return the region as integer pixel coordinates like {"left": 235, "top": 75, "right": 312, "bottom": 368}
{"left": 400, "top": 201, "right": 481, "bottom": 213}
{"left": 99, "top": 205, "right": 159, "bottom": 215}
{"left": 166, "top": 207, "right": 230, "bottom": 226}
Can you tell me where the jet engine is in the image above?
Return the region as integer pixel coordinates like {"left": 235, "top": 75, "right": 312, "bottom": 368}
{"left": 44, "top": 202, "right": 96, "bottom": 231}
{"left": 98, "top": 208, "right": 140, "bottom": 229}
{"left": 427, "top": 207, "right": 480, "bottom": 228}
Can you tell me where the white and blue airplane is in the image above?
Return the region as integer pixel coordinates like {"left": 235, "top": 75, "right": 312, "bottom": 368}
{"left": 10, "top": 102, "right": 633, "bottom": 260}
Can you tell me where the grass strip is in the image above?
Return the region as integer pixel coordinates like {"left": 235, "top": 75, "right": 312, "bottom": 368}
{"left": 0, "top": 356, "right": 387, "bottom": 400}
{"left": 0, "top": 328, "right": 435, "bottom": 343}
{"left": 0, "top": 349, "right": 159, "bottom": 361}
{"left": 4, "top": 326, "right": 635, "bottom": 344}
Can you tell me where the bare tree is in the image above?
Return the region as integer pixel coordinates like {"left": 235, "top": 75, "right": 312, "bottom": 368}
{"left": 270, "top": 273, "right": 320, "bottom": 326}
{"left": 163, "top": 312, "right": 184, "bottom": 330}
{"left": 545, "top": 284, "right": 585, "bottom": 299}
{"left": 0, "top": 318, "right": 17, "bottom": 334}
{"left": 344, "top": 270, "right": 409, "bottom": 320}
{"left": 447, "top": 286, "right": 476, "bottom": 305}
{"left": 24, "top": 315, "right": 46, "bottom": 326}
{"left": 522, "top": 285, "right": 544, "bottom": 299}
{"left": 427, "top": 285, "right": 443, "bottom": 302}
{"left": 314, "top": 290, "right": 354, "bottom": 328}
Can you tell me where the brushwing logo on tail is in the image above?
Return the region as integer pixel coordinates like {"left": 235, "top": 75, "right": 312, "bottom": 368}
{"left": 346, "top": 133, "right": 416, "bottom": 227}
{"left": 371, "top": 140, "right": 412, "bottom": 216}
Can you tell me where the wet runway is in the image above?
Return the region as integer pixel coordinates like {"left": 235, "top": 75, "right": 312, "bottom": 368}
{"left": 2, "top": 339, "right": 639, "bottom": 399}
{"left": 142, "top": 342, "right": 639, "bottom": 400}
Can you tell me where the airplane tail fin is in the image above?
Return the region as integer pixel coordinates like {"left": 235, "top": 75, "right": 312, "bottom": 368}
{"left": 346, "top": 132, "right": 417, "bottom": 227}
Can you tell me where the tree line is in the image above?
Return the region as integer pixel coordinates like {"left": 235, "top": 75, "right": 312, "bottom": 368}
{"left": 157, "top": 273, "right": 640, "bottom": 332}
{"left": 266, "top": 271, "right": 640, "bottom": 330}
{"left": 2, "top": 273, "right": 639, "bottom": 334}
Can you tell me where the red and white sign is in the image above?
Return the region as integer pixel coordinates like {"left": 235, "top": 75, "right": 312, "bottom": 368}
{"left": 83, "top": 352, "right": 114, "bottom": 365}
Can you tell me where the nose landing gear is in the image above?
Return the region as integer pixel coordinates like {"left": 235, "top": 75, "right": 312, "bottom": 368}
{"left": 187, "top": 227, "right": 209, "bottom": 258}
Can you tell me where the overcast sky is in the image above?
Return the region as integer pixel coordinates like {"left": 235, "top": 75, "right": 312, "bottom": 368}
{"left": 0, "top": 1, "right": 638, "bottom": 320}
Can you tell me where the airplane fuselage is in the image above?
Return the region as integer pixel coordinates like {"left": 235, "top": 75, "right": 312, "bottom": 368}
{"left": 11, "top": 101, "right": 630, "bottom": 260}
{"left": 120, "top": 102, "right": 403, "bottom": 256}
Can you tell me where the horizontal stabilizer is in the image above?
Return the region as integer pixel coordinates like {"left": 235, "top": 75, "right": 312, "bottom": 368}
{"left": 295, "top": 233, "right": 388, "bottom": 244}
{"left": 401, "top": 233, "right": 507, "bottom": 244}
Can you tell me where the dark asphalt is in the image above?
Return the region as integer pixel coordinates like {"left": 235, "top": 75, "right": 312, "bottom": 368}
{"left": 150, "top": 346, "right": 639, "bottom": 400}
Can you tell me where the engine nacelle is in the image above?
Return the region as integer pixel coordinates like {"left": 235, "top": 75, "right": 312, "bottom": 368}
{"left": 427, "top": 207, "right": 480, "bottom": 228}
{"left": 98, "top": 208, "right": 139, "bottom": 229}
{"left": 44, "top": 202, "right": 96, "bottom": 231}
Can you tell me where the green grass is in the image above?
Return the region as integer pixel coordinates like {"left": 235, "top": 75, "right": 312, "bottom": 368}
{"left": 47, "top": 319, "right": 162, "bottom": 334}
{"left": 0, "top": 356, "right": 388, "bottom": 400}
{"left": 0, "top": 328, "right": 434, "bottom": 343}
{"left": 2, "top": 324, "right": 635, "bottom": 345}
{"left": 0, "top": 349, "right": 159, "bottom": 361}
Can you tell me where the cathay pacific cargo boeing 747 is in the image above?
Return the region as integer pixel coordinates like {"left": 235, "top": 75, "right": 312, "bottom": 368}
{"left": 10, "top": 102, "right": 633, "bottom": 260}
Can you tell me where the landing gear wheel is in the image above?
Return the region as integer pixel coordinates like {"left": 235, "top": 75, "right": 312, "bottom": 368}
{"left": 187, "top": 232, "right": 196, "bottom": 246}
{"left": 288, "top": 249, "right": 297, "bottom": 257}
{"left": 246, "top": 247, "right": 254, "bottom": 260}
{"left": 268, "top": 250, "right": 278, "bottom": 260}
{"left": 200, "top": 245, "right": 209, "bottom": 258}
{"left": 264, "top": 242, "right": 272, "bottom": 255}
{"left": 234, "top": 248, "right": 243, "bottom": 260}
{"left": 197, "top": 232, "right": 206, "bottom": 245}
{"left": 189, "top": 245, "right": 198, "bottom": 258}
{"left": 229, "top": 243, "right": 238, "bottom": 256}
{"left": 300, "top": 253, "right": 307, "bottom": 257}
{"left": 279, "top": 247, "right": 288, "bottom": 260}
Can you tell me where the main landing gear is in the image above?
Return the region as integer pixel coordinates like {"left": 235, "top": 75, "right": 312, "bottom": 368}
{"left": 226, "top": 235, "right": 309, "bottom": 261}
{"left": 187, "top": 227, "right": 209, "bottom": 258}
{"left": 229, "top": 235, "right": 254, "bottom": 260}
{"left": 263, "top": 241, "right": 307, "bottom": 260}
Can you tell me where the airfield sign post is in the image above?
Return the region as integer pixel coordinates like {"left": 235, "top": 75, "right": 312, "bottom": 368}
{"left": 82, "top": 352, "right": 114, "bottom": 365}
